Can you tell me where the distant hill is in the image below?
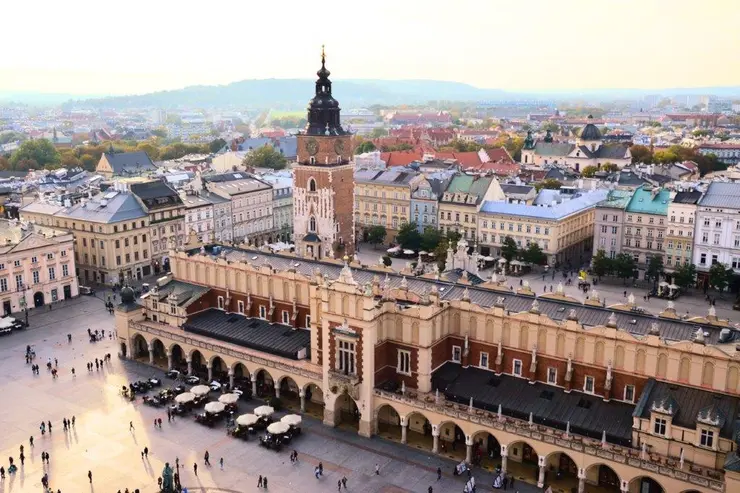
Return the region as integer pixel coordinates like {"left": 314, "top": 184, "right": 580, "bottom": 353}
{"left": 67, "top": 79, "right": 512, "bottom": 110}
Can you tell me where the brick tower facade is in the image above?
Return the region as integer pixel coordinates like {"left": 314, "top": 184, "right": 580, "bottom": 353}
{"left": 293, "top": 48, "right": 355, "bottom": 260}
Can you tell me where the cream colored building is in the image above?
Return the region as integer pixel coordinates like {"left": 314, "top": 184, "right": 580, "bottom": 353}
{"left": 665, "top": 190, "right": 701, "bottom": 273}
{"left": 21, "top": 187, "right": 153, "bottom": 285}
{"left": 438, "top": 174, "right": 503, "bottom": 242}
{"left": 479, "top": 189, "right": 607, "bottom": 265}
{"left": 116, "top": 244, "right": 740, "bottom": 493}
{"left": 354, "top": 170, "right": 421, "bottom": 243}
{"left": 0, "top": 219, "right": 78, "bottom": 315}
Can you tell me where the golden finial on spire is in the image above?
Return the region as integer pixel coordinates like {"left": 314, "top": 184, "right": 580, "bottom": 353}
{"left": 321, "top": 44, "right": 326, "bottom": 58}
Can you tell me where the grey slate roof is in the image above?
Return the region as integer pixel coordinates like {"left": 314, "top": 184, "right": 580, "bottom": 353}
{"left": 698, "top": 182, "right": 740, "bottom": 209}
{"left": 148, "top": 280, "right": 209, "bottom": 308}
{"left": 432, "top": 363, "right": 634, "bottom": 445}
{"left": 184, "top": 309, "right": 310, "bottom": 360}
{"left": 673, "top": 190, "right": 702, "bottom": 205}
{"left": 634, "top": 379, "right": 740, "bottom": 439}
{"left": 62, "top": 192, "right": 147, "bottom": 223}
{"left": 596, "top": 144, "right": 630, "bottom": 160}
{"left": 104, "top": 151, "right": 156, "bottom": 175}
{"left": 533, "top": 142, "right": 574, "bottom": 157}
{"left": 500, "top": 184, "right": 534, "bottom": 195}
{"left": 194, "top": 245, "right": 731, "bottom": 345}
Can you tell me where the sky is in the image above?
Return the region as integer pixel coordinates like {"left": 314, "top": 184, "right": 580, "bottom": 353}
{"left": 2, "top": 0, "right": 739, "bottom": 96}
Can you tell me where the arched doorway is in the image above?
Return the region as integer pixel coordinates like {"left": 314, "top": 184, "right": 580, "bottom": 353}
{"left": 629, "top": 476, "right": 664, "bottom": 493}
{"left": 150, "top": 339, "right": 167, "bottom": 368}
{"left": 376, "top": 404, "right": 402, "bottom": 441}
{"left": 279, "top": 376, "right": 300, "bottom": 410}
{"left": 132, "top": 334, "right": 149, "bottom": 361}
{"left": 255, "top": 369, "right": 274, "bottom": 398}
{"left": 438, "top": 422, "right": 466, "bottom": 460}
{"left": 545, "top": 452, "right": 578, "bottom": 492}
{"left": 303, "top": 383, "right": 324, "bottom": 419}
{"left": 508, "top": 441, "right": 540, "bottom": 485}
{"left": 232, "top": 363, "right": 250, "bottom": 387}
{"left": 585, "top": 463, "right": 621, "bottom": 492}
{"left": 211, "top": 356, "right": 226, "bottom": 382}
{"left": 190, "top": 350, "right": 206, "bottom": 378}
{"left": 472, "top": 430, "right": 502, "bottom": 470}
{"left": 170, "top": 344, "right": 186, "bottom": 372}
{"left": 33, "top": 291, "right": 44, "bottom": 307}
{"left": 335, "top": 393, "right": 360, "bottom": 431}
{"left": 406, "top": 411, "right": 433, "bottom": 450}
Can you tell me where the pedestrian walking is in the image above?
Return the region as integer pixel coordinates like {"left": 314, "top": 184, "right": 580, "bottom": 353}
{"left": 0, "top": 466, "right": 4, "bottom": 479}
{"left": 67, "top": 333, "right": 71, "bottom": 343}
{"left": 144, "top": 446, "right": 148, "bottom": 458}
{"left": 19, "top": 453, "right": 24, "bottom": 465}
{"left": 342, "top": 476, "right": 347, "bottom": 489}
{"left": 193, "top": 463, "right": 197, "bottom": 476}
{"left": 428, "top": 487, "right": 433, "bottom": 493}
{"left": 47, "top": 421, "right": 52, "bottom": 433}
{"left": 263, "top": 477, "right": 268, "bottom": 488}
{"left": 130, "top": 421, "right": 134, "bottom": 431}
{"left": 219, "top": 457, "right": 224, "bottom": 470}
{"left": 338, "top": 480, "right": 342, "bottom": 491}
{"left": 29, "top": 436, "right": 33, "bottom": 447}
{"left": 314, "top": 467, "right": 320, "bottom": 479}
{"left": 54, "top": 358, "right": 58, "bottom": 368}
{"left": 88, "top": 470, "right": 92, "bottom": 483}
{"left": 204, "top": 450, "right": 210, "bottom": 466}
{"left": 71, "top": 415, "right": 75, "bottom": 426}
{"left": 375, "top": 463, "right": 380, "bottom": 475}
{"left": 158, "top": 417, "right": 162, "bottom": 428}
{"left": 319, "top": 462, "right": 323, "bottom": 476}
{"left": 258, "top": 475, "right": 263, "bottom": 487}
{"left": 154, "top": 419, "right": 157, "bottom": 428}
{"left": 19, "top": 445, "right": 23, "bottom": 455}
{"left": 437, "top": 467, "right": 441, "bottom": 480}
{"left": 45, "top": 452, "right": 50, "bottom": 464}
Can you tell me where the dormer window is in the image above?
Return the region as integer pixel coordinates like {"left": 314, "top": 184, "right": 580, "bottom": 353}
{"left": 653, "top": 417, "right": 667, "bottom": 436}
{"left": 700, "top": 429, "right": 714, "bottom": 448}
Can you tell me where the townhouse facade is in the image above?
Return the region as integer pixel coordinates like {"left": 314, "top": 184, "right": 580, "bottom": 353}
{"left": 410, "top": 175, "right": 451, "bottom": 233}
{"left": 665, "top": 190, "right": 701, "bottom": 273}
{"left": 438, "top": 174, "right": 503, "bottom": 242}
{"left": 622, "top": 186, "right": 670, "bottom": 278}
{"left": 259, "top": 173, "right": 293, "bottom": 243}
{"left": 117, "top": 244, "right": 740, "bottom": 493}
{"left": 354, "top": 169, "right": 420, "bottom": 244}
{"left": 181, "top": 191, "right": 216, "bottom": 243}
{"left": 693, "top": 182, "right": 740, "bottom": 279}
{"left": 592, "top": 190, "right": 633, "bottom": 259}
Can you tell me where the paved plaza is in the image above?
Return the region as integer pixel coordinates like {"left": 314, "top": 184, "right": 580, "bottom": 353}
{"left": 0, "top": 296, "right": 546, "bottom": 493}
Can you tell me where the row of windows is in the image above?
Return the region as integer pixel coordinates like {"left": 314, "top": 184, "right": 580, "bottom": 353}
{"left": 63, "top": 220, "right": 146, "bottom": 233}
{"left": 79, "top": 250, "right": 149, "bottom": 267}
{"left": 626, "top": 215, "right": 665, "bottom": 225}
{"left": 1, "top": 266, "right": 70, "bottom": 292}
{"left": 215, "top": 296, "right": 309, "bottom": 328}
{"left": 356, "top": 188, "right": 409, "bottom": 200}
{"left": 0, "top": 251, "right": 67, "bottom": 271}
{"left": 482, "top": 221, "right": 550, "bottom": 235}
{"left": 358, "top": 202, "right": 408, "bottom": 215}
{"left": 81, "top": 235, "right": 147, "bottom": 249}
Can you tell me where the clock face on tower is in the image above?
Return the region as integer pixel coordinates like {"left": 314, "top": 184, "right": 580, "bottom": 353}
{"left": 334, "top": 139, "right": 345, "bottom": 155}
{"left": 306, "top": 138, "right": 319, "bottom": 156}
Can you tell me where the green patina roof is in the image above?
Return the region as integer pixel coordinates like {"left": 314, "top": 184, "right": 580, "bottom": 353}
{"left": 625, "top": 186, "right": 670, "bottom": 215}
{"left": 596, "top": 189, "right": 633, "bottom": 210}
{"left": 445, "top": 174, "right": 493, "bottom": 198}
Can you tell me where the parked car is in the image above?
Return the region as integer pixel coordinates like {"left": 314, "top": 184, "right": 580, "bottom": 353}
{"left": 79, "top": 286, "right": 95, "bottom": 295}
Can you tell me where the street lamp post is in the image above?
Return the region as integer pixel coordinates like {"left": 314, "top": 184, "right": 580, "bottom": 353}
{"left": 18, "top": 289, "right": 28, "bottom": 326}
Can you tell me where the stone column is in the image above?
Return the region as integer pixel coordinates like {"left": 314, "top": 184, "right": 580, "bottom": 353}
{"left": 166, "top": 351, "right": 173, "bottom": 371}
{"left": 500, "top": 445, "right": 508, "bottom": 474}
{"left": 147, "top": 343, "right": 154, "bottom": 365}
{"left": 299, "top": 389, "right": 306, "bottom": 413}
{"left": 207, "top": 365, "right": 213, "bottom": 382}
{"left": 432, "top": 427, "right": 440, "bottom": 454}
{"left": 275, "top": 385, "right": 281, "bottom": 399}
{"left": 578, "top": 468, "right": 586, "bottom": 493}
{"left": 620, "top": 480, "right": 629, "bottom": 493}
{"left": 228, "top": 368, "right": 234, "bottom": 388}
{"left": 537, "top": 455, "right": 546, "bottom": 488}
{"left": 400, "top": 417, "right": 408, "bottom": 444}
{"left": 251, "top": 373, "right": 257, "bottom": 397}
{"left": 465, "top": 435, "right": 473, "bottom": 464}
{"left": 186, "top": 358, "right": 192, "bottom": 375}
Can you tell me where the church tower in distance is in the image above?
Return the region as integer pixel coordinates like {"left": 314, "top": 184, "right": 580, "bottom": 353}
{"left": 293, "top": 47, "right": 355, "bottom": 260}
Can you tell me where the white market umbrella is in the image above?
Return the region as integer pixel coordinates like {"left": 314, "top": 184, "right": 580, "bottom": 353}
{"left": 386, "top": 246, "right": 400, "bottom": 253}
{"left": 254, "top": 405, "right": 275, "bottom": 417}
{"left": 236, "top": 413, "right": 259, "bottom": 427}
{"left": 266, "top": 422, "right": 290, "bottom": 435}
{"left": 281, "top": 414, "right": 302, "bottom": 427}
{"left": 668, "top": 284, "right": 679, "bottom": 290}
{"left": 174, "top": 392, "right": 195, "bottom": 404}
{"left": 190, "top": 385, "right": 210, "bottom": 396}
{"left": 205, "top": 401, "right": 225, "bottom": 414}
{"left": 218, "top": 393, "right": 239, "bottom": 405}
{"left": 419, "top": 251, "right": 428, "bottom": 255}
{"left": 403, "top": 249, "right": 414, "bottom": 255}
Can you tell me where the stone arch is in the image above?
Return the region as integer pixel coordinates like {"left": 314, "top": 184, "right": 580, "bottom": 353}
{"left": 150, "top": 338, "right": 167, "bottom": 367}
{"left": 520, "top": 325, "right": 529, "bottom": 349}
{"left": 469, "top": 316, "right": 478, "bottom": 334}
{"left": 333, "top": 392, "right": 360, "bottom": 430}
{"left": 375, "top": 403, "right": 402, "bottom": 438}
{"left": 544, "top": 450, "right": 579, "bottom": 488}
{"left": 727, "top": 365, "right": 739, "bottom": 393}
{"left": 656, "top": 353, "right": 668, "bottom": 378}
{"left": 411, "top": 322, "right": 419, "bottom": 345}
{"left": 302, "top": 382, "right": 324, "bottom": 418}
{"left": 537, "top": 328, "right": 547, "bottom": 353}
{"left": 210, "top": 355, "right": 227, "bottom": 381}
{"left": 452, "top": 312, "right": 460, "bottom": 335}
{"left": 278, "top": 375, "right": 300, "bottom": 404}
{"left": 231, "top": 362, "right": 250, "bottom": 384}
{"left": 436, "top": 419, "right": 467, "bottom": 459}
{"left": 355, "top": 297, "right": 363, "bottom": 319}
{"left": 131, "top": 333, "right": 149, "bottom": 360}
{"left": 584, "top": 463, "right": 621, "bottom": 491}
{"left": 502, "top": 323, "right": 511, "bottom": 346}
{"left": 254, "top": 368, "right": 275, "bottom": 398}
{"left": 395, "top": 317, "right": 403, "bottom": 338}
{"left": 507, "top": 439, "right": 540, "bottom": 477}
{"left": 471, "top": 429, "right": 502, "bottom": 469}
{"left": 189, "top": 349, "right": 206, "bottom": 377}
{"left": 342, "top": 295, "right": 349, "bottom": 315}
{"left": 485, "top": 319, "right": 494, "bottom": 340}
{"left": 679, "top": 356, "right": 690, "bottom": 382}
{"left": 628, "top": 475, "right": 665, "bottom": 493}
{"left": 702, "top": 361, "right": 715, "bottom": 387}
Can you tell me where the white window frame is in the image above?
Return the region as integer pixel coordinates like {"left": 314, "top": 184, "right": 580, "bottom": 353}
{"left": 305, "top": 314, "right": 311, "bottom": 328}
{"left": 584, "top": 375, "right": 595, "bottom": 394}
{"left": 547, "top": 367, "right": 557, "bottom": 384}
{"left": 281, "top": 310, "right": 290, "bottom": 325}
{"left": 452, "top": 345, "right": 462, "bottom": 363}
{"left": 259, "top": 305, "right": 267, "bottom": 319}
{"left": 513, "top": 359, "right": 523, "bottom": 377}
{"left": 700, "top": 429, "right": 714, "bottom": 448}
{"left": 337, "top": 339, "right": 356, "bottom": 375}
{"left": 654, "top": 417, "right": 667, "bottom": 436}
{"left": 237, "top": 300, "right": 245, "bottom": 314}
{"left": 397, "top": 349, "right": 411, "bottom": 375}
{"left": 217, "top": 296, "right": 224, "bottom": 309}
{"left": 624, "top": 384, "right": 635, "bottom": 403}
{"left": 479, "top": 352, "right": 489, "bottom": 369}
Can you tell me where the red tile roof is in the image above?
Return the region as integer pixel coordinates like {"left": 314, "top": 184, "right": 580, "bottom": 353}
{"left": 380, "top": 151, "right": 424, "bottom": 167}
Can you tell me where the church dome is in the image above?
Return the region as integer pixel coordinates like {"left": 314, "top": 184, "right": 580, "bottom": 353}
{"left": 120, "top": 285, "right": 135, "bottom": 304}
{"left": 578, "top": 115, "right": 602, "bottom": 141}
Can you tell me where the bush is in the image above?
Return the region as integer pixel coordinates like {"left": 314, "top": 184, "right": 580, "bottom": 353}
{"left": 382, "top": 255, "right": 392, "bottom": 267}
{"left": 267, "top": 396, "right": 283, "bottom": 411}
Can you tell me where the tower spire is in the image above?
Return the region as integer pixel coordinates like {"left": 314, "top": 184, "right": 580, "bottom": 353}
{"left": 321, "top": 44, "right": 326, "bottom": 66}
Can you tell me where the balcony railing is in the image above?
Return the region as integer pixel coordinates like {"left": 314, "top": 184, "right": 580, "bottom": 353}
{"left": 373, "top": 388, "right": 724, "bottom": 492}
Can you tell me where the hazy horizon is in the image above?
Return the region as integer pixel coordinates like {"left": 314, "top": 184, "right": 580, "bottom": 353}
{"left": 2, "top": 0, "right": 739, "bottom": 96}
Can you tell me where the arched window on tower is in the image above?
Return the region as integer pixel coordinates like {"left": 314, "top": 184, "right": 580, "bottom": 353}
{"left": 308, "top": 178, "right": 317, "bottom": 191}
{"left": 309, "top": 216, "right": 317, "bottom": 232}
{"left": 309, "top": 157, "right": 316, "bottom": 165}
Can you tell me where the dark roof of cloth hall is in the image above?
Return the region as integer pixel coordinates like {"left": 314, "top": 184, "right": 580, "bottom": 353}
{"left": 432, "top": 362, "right": 635, "bottom": 445}
{"left": 183, "top": 308, "right": 310, "bottom": 360}
{"left": 187, "top": 245, "right": 736, "bottom": 347}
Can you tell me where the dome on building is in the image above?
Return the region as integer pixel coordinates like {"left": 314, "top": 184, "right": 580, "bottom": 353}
{"left": 120, "top": 285, "right": 135, "bottom": 304}
{"left": 578, "top": 115, "right": 602, "bottom": 141}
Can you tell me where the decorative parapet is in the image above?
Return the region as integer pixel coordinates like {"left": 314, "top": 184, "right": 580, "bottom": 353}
{"left": 329, "top": 370, "right": 361, "bottom": 401}
{"left": 373, "top": 388, "right": 724, "bottom": 491}
{"left": 129, "top": 320, "right": 322, "bottom": 381}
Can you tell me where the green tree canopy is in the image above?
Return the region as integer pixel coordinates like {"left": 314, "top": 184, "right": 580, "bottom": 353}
{"left": 537, "top": 179, "right": 562, "bottom": 191}
{"left": 613, "top": 253, "right": 637, "bottom": 283}
{"left": 672, "top": 262, "right": 697, "bottom": 289}
{"left": 646, "top": 255, "right": 665, "bottom": 287}
{"left": 370, "top": 128, "right": 388, "bottom": 138}
{"left": 420, "top": 227, "right": 443, "bottom": 252}
{"left": 396, "top": 222, "right": 422, "bottom": 251}
{"left": 629, "top": 145, "right": 653, "bottom": 164}
{"left": 601, "top": 162, "right": 619, "bottom": 172}
{"left": 366, "top": 225, "right": 387, "bottom": 247}
{"left": 708, "top": 262, "right": 734, "bottom": 293}
{"left": 10, "top": 139, "right": 60, "bottom": 168}
{"left": 581, "top": 165, "right": 598, "bottom": 178}
{"left": 591, "top": 249, "right": 612, "bottom": 278}
{"left": 501, "top": 236, "right": 519, "bottom": 262}
{"left": 242, "top": 145, "right": 287, "bottom": 170}
{"left": 355, "top": 141, "right": 377, "bottom": 154}
{"left": 521, "top": 242, "right": 546, "bottom": 265}
{"left": 209, "top": 138, "right": 227, "bottom": 154}
{"left": 151, "top": 127, "right": 168, "bottom": 138}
